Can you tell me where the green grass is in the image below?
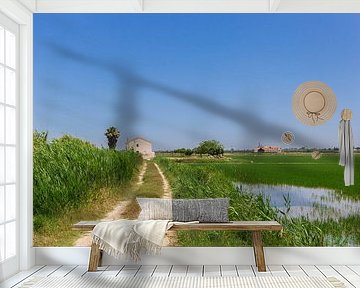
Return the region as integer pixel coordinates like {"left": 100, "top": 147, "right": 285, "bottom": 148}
{"left": 134, "top": 162, "right": 164, "bottom": 198}
{"left": 33, "top": 132, "right": 142, "bottom": 228}
{"left": 121, "top": 161, "right": 167, "bottom": 220}
{"left": 33, "top": 160, "right": 167, "bottom": 247}
{"left": 175, "top": 153, "right": 360, "bottom": 199}
{"left": 33, "top": 185, "right": 133, "bottom": 246}
{"left": 156, "top": 156, "right": 360, "bottom": 247}
{"left": 33, "top": 140, "right": 360, "bottom": 247}
{"left": 33, "top": 134, "right": 168, "bottom": 246}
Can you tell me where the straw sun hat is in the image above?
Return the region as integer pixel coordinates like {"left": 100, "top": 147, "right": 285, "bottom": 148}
{"left": 292, "top": 81, "right": 337, "bottom": 126}
{"left": 281, "top": 131, "right": 295, "bottom": 145}
{"left": 311, "top": 150, "right": 322, "bottom": 160}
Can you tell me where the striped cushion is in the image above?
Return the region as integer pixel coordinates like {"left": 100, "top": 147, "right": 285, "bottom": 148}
{"left": 172, "top": 198, "right": 229, "bottom": 223}
{"left": 137, "top": 198, "right": 229, "bottom": 223}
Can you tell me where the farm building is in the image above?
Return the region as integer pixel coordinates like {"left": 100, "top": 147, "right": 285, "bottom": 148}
{"left": 126, "top": 137, "right": 155, "bottom": 159}
{"left": 254, "top": 145, "right": 282, "bottom": 153}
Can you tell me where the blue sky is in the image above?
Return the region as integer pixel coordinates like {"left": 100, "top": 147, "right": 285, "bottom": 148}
{"left": 34, "top": 14, "right": 360, "bottom": 150}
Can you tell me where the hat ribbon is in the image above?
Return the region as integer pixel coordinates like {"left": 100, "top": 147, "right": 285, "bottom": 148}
{"left": 306, "top": 111, "right": 324, "bottom": 123}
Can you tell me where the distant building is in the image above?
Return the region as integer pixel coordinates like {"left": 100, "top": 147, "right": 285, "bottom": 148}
{"left": 126, "top": 137, "right": 155, "bottom": 159}
{"left": 254, "top": 145, "right": 282, "bottom": 153}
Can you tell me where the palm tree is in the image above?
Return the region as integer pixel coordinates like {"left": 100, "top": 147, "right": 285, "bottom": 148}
{"left": 105, "top": 126, "right": 120, "bottom": 150}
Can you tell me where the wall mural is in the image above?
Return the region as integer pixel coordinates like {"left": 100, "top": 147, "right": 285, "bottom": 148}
{"left": 34, "top": 14, "right": 360, "bottom": 248}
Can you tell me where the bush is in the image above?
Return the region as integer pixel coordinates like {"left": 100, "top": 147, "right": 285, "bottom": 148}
{"left": 195, "top": 140, "right": 224, "bottom": 156}
{"left": 174, "top": 148, "right": 193, "bottom": 156}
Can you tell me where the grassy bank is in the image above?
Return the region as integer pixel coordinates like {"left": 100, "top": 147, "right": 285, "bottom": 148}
{"left": 33, "top": 185, "right": 135, "bottom": 246}
{"left": 156, "top": 157, "right": 359, "bottom": 247}
{"left": 33, "top": 132, "right": 142, "bottom": 245}
{"left": 34, "top": 161, "right": 168, "bottom": 246}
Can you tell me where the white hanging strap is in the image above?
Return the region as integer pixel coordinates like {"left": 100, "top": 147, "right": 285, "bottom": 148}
{"left": 338, "top": 114, "right": 354, "bottom": 186}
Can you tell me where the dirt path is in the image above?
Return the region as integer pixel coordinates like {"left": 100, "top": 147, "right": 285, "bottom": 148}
{"left": 73, "top": 162, "right": 148, "bottom": 247}
{"left": 73, "top": 161, "right": 177, "bottom": 247}
{"left": 136, "top": 161, "right": 148, "bottom": 186}
{"left": 153, "top": 163, "right": 177, "bottom": 246}
{"left": 154, "top": 163, "right": 172, "bottom": 199}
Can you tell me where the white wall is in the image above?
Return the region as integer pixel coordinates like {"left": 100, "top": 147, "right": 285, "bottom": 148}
{"left": 0, "top": 0, "right": 34, "bottom": 279}
{"left": 35, "top": 247, "right": 360, "bottom": 266}
{"left": 15, "top": 0, "right": 360, "bottom": 13}
{"left": 2, "top": 0, "right": 360, "bottom": 275}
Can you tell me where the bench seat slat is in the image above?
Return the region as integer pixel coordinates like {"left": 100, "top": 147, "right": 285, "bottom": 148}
{"left": 73, "top": 221, "right": 282, "bottom": 231}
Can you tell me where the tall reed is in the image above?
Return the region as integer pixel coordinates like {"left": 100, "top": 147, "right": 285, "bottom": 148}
{"left": 33, "top": 132, "right": 142, "bottom": 217}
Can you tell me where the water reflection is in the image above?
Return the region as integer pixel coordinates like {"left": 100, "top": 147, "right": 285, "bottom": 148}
{"left": 236, "top": 183, "right": 360, "bottom": 220}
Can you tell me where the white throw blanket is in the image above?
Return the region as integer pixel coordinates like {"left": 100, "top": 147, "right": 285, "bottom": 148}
{"left": 91, "top": 219, "right": 173, "bottom": 261}
{"left": 339, "top": 119, "right": 354, "bottom": 186}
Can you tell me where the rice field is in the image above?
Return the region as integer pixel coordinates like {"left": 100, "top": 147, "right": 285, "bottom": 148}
{"left": 175, "top": 153, "right": 360, "bottom": 198}
{"left": 156, "top": 153, "right": 360, "bottom": 247}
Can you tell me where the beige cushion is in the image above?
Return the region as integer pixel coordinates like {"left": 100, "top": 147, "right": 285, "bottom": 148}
{"left": 137, "top": 198, "right": 173, "bottom": 220}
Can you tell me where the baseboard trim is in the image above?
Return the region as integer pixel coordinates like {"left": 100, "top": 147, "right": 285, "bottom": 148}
{"left": 35, "top": 247, "right": 360, "bottom": 266}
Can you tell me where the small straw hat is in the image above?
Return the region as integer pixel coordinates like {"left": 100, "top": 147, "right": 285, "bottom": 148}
{"left": 281, "top": 131, "right": 295, "bottom": 145}
{"left": 292, "top": 81, "right": 337, "bottom": 126}
{"left": 311, "top": 150, "right": 321, "bottom": 160}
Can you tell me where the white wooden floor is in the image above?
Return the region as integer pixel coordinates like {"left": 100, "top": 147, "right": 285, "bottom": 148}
{"left": 2, "top": 265, "right": 360, "bottom": 288}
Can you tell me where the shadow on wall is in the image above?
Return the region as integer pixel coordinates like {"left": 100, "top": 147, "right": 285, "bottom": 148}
{"left": 45, "top": 42, "right": 319, "bottom": 148}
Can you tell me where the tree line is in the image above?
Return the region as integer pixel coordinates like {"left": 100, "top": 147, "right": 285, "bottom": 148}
{"left": 174, "top": 140, "right": 224, "bottom": 157}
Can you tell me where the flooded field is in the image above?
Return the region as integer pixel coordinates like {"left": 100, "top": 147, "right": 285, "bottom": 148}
{"left": 236, "top": 182, "right": 360, "bottom": 220}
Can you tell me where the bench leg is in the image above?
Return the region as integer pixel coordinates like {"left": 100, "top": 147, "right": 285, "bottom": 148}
{"left": 88, "top": 242, "right": 102, "bottom": 272}
{"left": 252, "top": 231, "right": 266, "bottom": 272}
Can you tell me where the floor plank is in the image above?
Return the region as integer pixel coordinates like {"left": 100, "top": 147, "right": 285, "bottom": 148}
{"left": 82, "top": 265, "right": 108, "bottom": 278}
{"left": 101, "top": 265, "right": 124, "bottom": 277}
{"left": 236, "top": 265, "right": 255, "bottom": 277}
{"left": 187, "top": 266, "right": 203, "bottom": 277}
{"left": 2, "top": 264, "right": 360, "bottom": 287}
{"left": 332, "top": 266, "right": 360, "bottom": 288}
{"left": 221, "top": 265, "right": 238, "bottom": 277}
{"left": 203, "top": 265, "right": 221, "bottom": 277}
{"left": 316, "top": 265, "right": 353, "bottom": 287}
{"left": 348, "top": 266, "right": 360, "bottom": 288}
{"left": 300, "top": 265, "right": 324, "bottom": 277}
{"left": 66, "top": 265, "right": 88, "bottom": 277}
{"left": 136, "top": 265, "right": 156, "bottom": 277}
{"left": 252, "top": 265, "right": 272, "bottom": 277}
{"left": 268, "top": 265, "right": 289, "bottom": 277}
{"left": 0, "top": 266, "right": 45, "bottom": 288}
{"left": 152, "top": 265, "right": 172, "bottom": 277}
{"left": 349, "top": 266, "right": 360, "bottom": 276}
{"left": 169, "top": 265, "right": 187, "bottom": 277}
{"left": 283, "top": 265, "right": 308, "bottom": 277}
{"left": 117, "top": 265, "right": 140, "bottom": 277}
{"left": 31, "top": 266, "right": 61, "bottom": 277}
{"left": 49, "top": 266, "right": 76, "bottom": 277}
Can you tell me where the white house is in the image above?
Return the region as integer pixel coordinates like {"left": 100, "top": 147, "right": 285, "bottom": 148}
{"left": 126, "top": 137, "right": 155, "bottom": 159}
{"left": 254, "top": 145, "right": 282, "bottom": 153}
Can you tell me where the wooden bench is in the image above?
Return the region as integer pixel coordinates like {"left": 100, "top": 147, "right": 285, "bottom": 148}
{"left": 73, "top": 220, "right": 282, "bottom": 273}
